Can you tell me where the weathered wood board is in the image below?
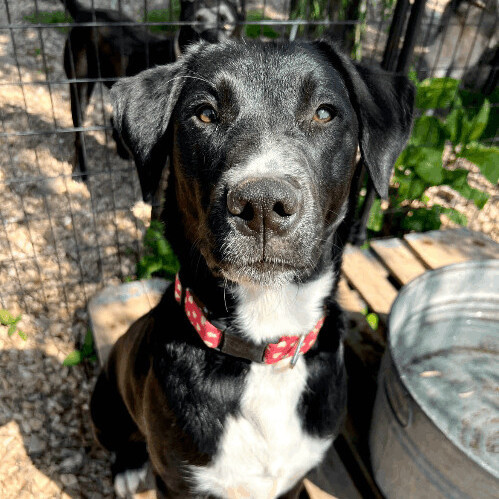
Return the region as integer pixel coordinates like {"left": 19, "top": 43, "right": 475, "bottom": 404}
{"left": 370, "top": 237, "right": 427, "bottom": 285}
{"left": 404, "top": 227, "right": 499, "bottom": 269}
{"left": 341, "top": 246, "right": 398, "bottom": 319}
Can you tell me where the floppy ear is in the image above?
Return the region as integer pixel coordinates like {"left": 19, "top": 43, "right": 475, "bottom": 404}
{"left": 110, "top": 61, "right": 185, "bottom": 203}
{"left": 313, "top": 39, "right": 415, "bottom": 198}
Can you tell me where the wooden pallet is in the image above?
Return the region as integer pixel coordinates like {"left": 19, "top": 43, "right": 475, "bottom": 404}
{"left": 338, "top": 227, "right": 499, "bottom": 326}
{"left": 336, "top": 228, "right": 499, "bottom": 497}
{"left": 89, "top": 228, "right": 498, "bottom": 499}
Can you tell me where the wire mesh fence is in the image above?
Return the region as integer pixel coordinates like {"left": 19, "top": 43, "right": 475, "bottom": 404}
{"left": 0, "top": 0, "right": 497, "bottom": 495}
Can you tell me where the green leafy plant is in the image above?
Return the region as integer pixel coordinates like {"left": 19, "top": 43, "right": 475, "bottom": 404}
{"left": 361, "top": 307, "right": 379, "bottom": 331}
{"left": 136, "top": 220, "right": 180, "bottom": 280}
{"left": 63, "top": 329, "right": 96, "bottom": 366}
{"left": 245, "top": 10, "right": 280, "bottom": 39}
{"left": 24, "top": 11, "right": 73, "bottom": 32}
{"left": 0, "top": 309, "right": 27, "bottom": 340}
{"left": 366, "top": 78, "right": 498, "bottom": 236}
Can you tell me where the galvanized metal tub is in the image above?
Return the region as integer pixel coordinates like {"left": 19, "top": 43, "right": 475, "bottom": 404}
{"left": 370, "top": 259, "right": 499, "bottom": 498}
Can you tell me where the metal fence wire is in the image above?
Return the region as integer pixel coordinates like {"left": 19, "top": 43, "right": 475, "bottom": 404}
{"left": 0, "top": 0, "right": 497, "bottom": 339}
{"left": 0, "top": 0, "right": 497, "bottom": 348}
{"left": 0, "top": 0, "right": 497, "bottom": 496}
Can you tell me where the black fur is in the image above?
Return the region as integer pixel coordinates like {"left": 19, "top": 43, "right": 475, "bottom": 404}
{"left": 91, "top": 39, "right": 414, "bottom": 497}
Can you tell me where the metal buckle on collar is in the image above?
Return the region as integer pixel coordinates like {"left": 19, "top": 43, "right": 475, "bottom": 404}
{"left": 290, "top": 334, "right": 306, "bottom": 368}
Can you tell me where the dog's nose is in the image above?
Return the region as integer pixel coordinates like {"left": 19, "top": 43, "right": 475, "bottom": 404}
{"left": 227, "top": 178, "right": 302, "bottom": 234}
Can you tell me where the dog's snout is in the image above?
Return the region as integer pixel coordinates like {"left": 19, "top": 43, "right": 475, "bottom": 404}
{"left": 227, "top": 178, "right": 302, "bottom": 234}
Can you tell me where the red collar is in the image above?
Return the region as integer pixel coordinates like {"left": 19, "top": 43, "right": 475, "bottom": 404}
{"left": 174, "top": 274, "right": 325, "bottom": 366}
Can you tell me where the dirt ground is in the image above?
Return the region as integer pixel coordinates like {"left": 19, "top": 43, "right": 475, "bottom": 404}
{"left": 0, "top": 1, "right": 497, "bottom": 498}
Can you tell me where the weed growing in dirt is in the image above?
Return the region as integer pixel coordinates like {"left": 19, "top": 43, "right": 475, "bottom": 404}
{"left": 136, "top": 220, "right": 179, "bottom": 280}
{"left": 63, "top": 329, "right": 96, "bottom": 366}
{"left": 0, "top": 309, "right": 27, "bottom": 340}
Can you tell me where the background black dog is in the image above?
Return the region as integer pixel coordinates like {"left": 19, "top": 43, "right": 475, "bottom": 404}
{"left": 90, "top": 39, "right": 414, "bottom": 498}
{"left": 60, "top": 0, "right": 244, "bottom": 183}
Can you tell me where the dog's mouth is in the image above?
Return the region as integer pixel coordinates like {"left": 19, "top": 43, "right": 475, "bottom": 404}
{"left": 215, "top": 258, "right": 311, "bottom": 287}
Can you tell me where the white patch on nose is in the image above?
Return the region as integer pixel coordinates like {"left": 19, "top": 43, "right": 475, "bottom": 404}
{"left": 225, "top": 148, "right": 294, "bottom": 187}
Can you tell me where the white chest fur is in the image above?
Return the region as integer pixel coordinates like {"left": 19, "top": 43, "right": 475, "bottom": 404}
{"left": 188, "top": 272, "right": 335, "bottom": 498}
{"left": 233, "top": 271, "right": 335, "bottom": 343}
{"left": 188, "top": 359, "right": 332, "bottom": 498}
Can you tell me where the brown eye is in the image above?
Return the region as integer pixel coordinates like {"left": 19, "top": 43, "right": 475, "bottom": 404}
{"left": 313, "top": 106, "right": 334, "bottom": 123}
{"left": 198, "top": 106, "right": 217, "bottom": 124}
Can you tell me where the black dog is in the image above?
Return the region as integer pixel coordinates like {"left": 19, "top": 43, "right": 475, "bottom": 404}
{"left": 60, "top": 0, "right": 244, "bottom": 184}
{"left": 90, "top": 39, "right": 414, "bottom": 498}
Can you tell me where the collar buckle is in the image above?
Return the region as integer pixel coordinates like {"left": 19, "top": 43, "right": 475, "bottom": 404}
{"left": 290, "top": 334, "right": 306, "bottom": 368}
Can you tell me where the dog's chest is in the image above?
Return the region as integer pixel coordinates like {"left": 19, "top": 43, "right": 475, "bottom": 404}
{"left": 188, "top": 360, "right": 332, "bottom": 498}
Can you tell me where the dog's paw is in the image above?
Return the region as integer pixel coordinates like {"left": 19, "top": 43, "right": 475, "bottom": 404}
{"left": 114, "top": 463, "right": 148, "bottom": 497}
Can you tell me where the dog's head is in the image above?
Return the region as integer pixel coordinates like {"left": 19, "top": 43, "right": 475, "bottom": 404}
{"left": 179, "top": 0, "right": 245, "bottom": 45}
{"left": 112, "top": 40, "right": 413, "bottom": 287}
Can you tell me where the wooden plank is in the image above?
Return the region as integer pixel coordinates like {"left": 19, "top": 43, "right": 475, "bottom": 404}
{"left": 404, "top": 228, "right": 499, "bottom": 270}
{"left": 361, "top": 248, "right": 389, "bottom": 278}
{"left": 88, "top": 278, "right": 169, "bottom": 364}
{"left": 370, "top": 237, "right": 427, "bottom": 285}
{"left": 305, "top": 444, "right": 362, "bottom": 499}
{"left": 341, "top": 245, "right": 398, "bottom": 318}
{"left": 337, "top": 278, "right": 365, "bottom": 314}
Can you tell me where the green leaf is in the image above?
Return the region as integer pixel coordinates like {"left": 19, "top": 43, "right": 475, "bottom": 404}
{"left": 11, "top": 315, "right": 21, "bottom": 325}
{"left": 81, "top": 330, "right": 95, "bottom": 357}
{"left": 416, "top": 78, "right": 460, "bottom": 110}
{"left": 464, "top": 99, "right": 490, "bottom": 143}
{"left": 0, "top": 309, "right": 15, "bottom": 325}
{"left": 136, "top": 256, "right": 165, "bottom": 280}
{"left": 443, "top": 207, "right": 467, "bottom": 226}
{"left": 445, "top": 108, "right": 465, "bottom": 144}
{"left": 409, "top": 147, "right": 445, "bottom": 184}
{"left": 8, "top": 324, "right": 16, "bottom": 336}
{"left": 366, "top": 313, "right": 379, "bottom": 330}
{"left": 136, "top": 220, "right": 179, "bottom": 280}
{"left": 17, "top": 330, "right": 27, "bottom": 341}
{"left": 367, "top": 198, "right": 384, "bottom": 232}
{"left": 63, "top": 350, "right": 83, "bottom": 366}
{"left": 156, "top": 238, "right": 169, "bottom": 257}
{"left": 405, "top": 177, "right": 427, "bottom": 200}
{"left": 459, "top": 143, "right": 499, "bottom": 184}
{"left": 402, "top": 207, "right": 442, "bottom": 232}
{"left": 410, "top": 116, "right": 446, "bottom": 148}
{"left": 442, "top": 168, "right": 489, "bottom": 208}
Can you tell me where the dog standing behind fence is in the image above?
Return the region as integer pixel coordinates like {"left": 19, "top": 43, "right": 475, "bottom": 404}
{"left": 60, "top": 0, "right": 244, "bottom": 185}
{"left": 90, "top": 39, "right": 414, "bottom": 498}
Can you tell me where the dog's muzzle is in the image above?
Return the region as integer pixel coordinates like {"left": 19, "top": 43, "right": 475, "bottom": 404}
{"left": 227, "top": 177, "right": 303, "bottom": 237}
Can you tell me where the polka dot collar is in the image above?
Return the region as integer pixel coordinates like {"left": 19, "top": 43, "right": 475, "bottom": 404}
{"left": 174, "top": 273, "right": 325, "bottom": 366}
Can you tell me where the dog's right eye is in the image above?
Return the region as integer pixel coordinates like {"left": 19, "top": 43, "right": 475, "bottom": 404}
{"left": 197, "top": 106, "right": 218, "bottom": 124}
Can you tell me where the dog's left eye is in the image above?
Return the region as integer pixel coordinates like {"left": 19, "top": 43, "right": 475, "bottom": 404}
{"left": 197, "top": 106, "right": 218, "bottom": 124}
{"left": 313, "top": 107, "right": 334, "bottom": 123}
